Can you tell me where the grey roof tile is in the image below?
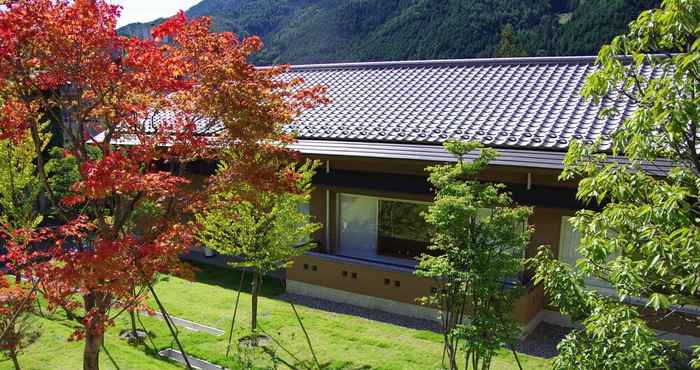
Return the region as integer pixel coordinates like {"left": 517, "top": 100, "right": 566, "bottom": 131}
{"left": 285, "top": 56, "right": 638, "bottom": 151}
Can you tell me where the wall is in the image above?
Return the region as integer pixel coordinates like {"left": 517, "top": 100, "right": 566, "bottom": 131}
{"left": 288, "top": 253, "right": 433, "bottom": 306}
{"left": 287, "top": 252, "right": 546, "bottom": 326}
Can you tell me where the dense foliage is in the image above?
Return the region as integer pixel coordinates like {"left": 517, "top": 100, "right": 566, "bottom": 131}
{"left": 531, "top": 0, "right": 700, "bottom": 368}
{"left": 416, "top": 140, "right": 532, "bottom": 370}
{"left": 0, "top": 1, "right": 324, "bottom": 369}
{"left": 120, "top": 0, "right": 661, "bottom": 64}
{"left": 0, "top": 125, "right": 49, "bottom": 236}
{"left": 196, "top": 158, "right": 320, "bottom": 333}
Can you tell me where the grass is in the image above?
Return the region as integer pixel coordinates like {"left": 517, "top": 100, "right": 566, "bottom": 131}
{"left": 3, "top": 262, "right": 551, "bottom": 369}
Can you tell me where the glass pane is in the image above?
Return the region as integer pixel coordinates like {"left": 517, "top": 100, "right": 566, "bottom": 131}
{"left": 559, "top": 217, "right": 581, "bottom": 265}
{"left": 297, "top": 201, "right": 310, "bottom": 215}
{"left": 477, "top": 207, "right": 492, "bottom": 221}
{"left": 478, "top": 207, "right": 525, "bottom": 258}
{"left": 559, "top": 216, "right": 611, "bottom": 289}
{"left": 295, "top": 201, "right": 311, "bottom": 245}
{"left": 338, "top": 194, "right": 378, "bottom": 258}
{"left": 377, "top": 200, "right": 431, "bottom": 259}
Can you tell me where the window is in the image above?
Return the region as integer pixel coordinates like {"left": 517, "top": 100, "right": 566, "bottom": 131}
{"left": 478, "top": 207, "right": 527, "bottom": 284}
{"left": 338, "top": 194, "right": 432, "bottom": 265}
{"left": 559, "top": 222, "right": 700, "bottom": 314}
{"left": 294, "top": 200, "right": 316, "bottom": 248}
{"left": 558, "top": 216, "right": 611, "bottom": 289}
{"left": 558, "top": 216, "right": 581, "bottom": 266}
{"left": 338, "top": 194, "right": 378, "bottom": 257}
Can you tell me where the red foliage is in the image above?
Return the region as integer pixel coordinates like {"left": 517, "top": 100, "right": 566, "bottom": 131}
{"left": 0, "top": 280, "right": 35, "bottom": 319}
{"left": 0, "top": 0, "right": 326, "bottom": 358}
{"left": 0, "top": 279, "right": 37, "bottom": 357}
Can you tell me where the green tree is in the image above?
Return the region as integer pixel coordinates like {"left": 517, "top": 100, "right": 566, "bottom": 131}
{"left": 0, "top": 126, "right": 50, "bottom": 235}
{"left": 531, "top": 0, "right": 700, "bottom": 368}
{"left": 416, "top": 140, "right": 532, "bottom": 370}
{"left": 495, "top": 24, "right": 527, "bottom": 58}
{"left": 195, "top": 158, "right": 320, "bottom": 336}
{"left": 44, "top": 147, "right": 81, "bottom": 214}
{"left": 0, "top": 124, "right": 51, "bottom": 286}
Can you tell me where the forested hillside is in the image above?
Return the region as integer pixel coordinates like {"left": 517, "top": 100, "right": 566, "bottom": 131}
{"left": 118, "top": 0, "right": 660, "bottom": 65}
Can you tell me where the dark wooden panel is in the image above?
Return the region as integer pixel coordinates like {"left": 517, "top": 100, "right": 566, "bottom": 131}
{"left": 313, "top": 169, "right": 592, "bottom": 210}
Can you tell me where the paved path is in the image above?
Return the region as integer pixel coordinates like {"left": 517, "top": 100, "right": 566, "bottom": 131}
{"left": 144, "top": 311, "right": 224, "bottom": 336}
{"left": 159, "top": 349, "right": 225, "bottom": 370}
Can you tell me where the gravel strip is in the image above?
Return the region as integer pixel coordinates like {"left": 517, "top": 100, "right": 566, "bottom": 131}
{"left": 517, "top": 322, "right": 571, "bottom": 358}
{"left": 281, "top": 292, "right": 571, "bottom": 359}
{"left": 280, "top": 293, "right": 442, "bottom": 331}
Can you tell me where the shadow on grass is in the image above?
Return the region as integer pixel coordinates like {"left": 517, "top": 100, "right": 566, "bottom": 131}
{"left": 183, "top": 260, "right": 441, "bottom": 332}
{"left": 181, "top": 260, "right": 286, "bottom": 298}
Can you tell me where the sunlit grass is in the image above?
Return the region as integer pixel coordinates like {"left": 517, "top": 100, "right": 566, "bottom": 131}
{"left": 5, "top": 262, "right": 551, "bottom": 369}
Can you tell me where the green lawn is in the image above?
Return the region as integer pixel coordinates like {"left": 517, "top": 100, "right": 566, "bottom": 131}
{"left": 4, "top": 262, "right": 551, "bottom": 369}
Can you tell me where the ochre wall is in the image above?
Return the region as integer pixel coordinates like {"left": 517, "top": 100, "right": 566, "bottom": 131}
{"left": 287, "top": 253, "right": 545, "bottom": 325}
{"left": 527, "top": 207, "right": 576, "bottom": 259}
{"left": 288, "top": 255, "right": 434, "bottom": 306}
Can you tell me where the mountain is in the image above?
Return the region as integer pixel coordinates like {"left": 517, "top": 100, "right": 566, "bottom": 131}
{"left": 118, "top": 0, "right": 660, "bottom": 65}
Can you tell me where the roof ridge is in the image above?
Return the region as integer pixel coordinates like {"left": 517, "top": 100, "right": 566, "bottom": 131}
{"left": 274, "top": 56, "right": 601, "bottom": 71}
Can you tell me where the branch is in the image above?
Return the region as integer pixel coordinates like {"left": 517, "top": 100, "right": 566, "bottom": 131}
{"left": 28, "top": 119, "right": 68, "bottom": 222}
{"left": 0, "top": 278, "right": 41, "bottom": 342}
{"left": 114, "top": 192, "right": 143, "bottom": 236}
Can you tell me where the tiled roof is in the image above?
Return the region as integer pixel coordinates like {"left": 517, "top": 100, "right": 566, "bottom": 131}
{"left": 285, "top": 56, "right": 653, "bottom": 151}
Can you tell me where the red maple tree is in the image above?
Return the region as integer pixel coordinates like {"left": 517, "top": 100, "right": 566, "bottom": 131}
{"left": 0, "top": 1, "right": 325, "bottom": 369}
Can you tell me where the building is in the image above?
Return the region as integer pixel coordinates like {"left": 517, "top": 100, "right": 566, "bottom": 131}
{"left": 261, "top": 56, "right": 698, "bottom": 344}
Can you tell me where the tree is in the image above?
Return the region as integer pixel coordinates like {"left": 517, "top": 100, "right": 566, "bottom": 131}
{"left": 495, "top": 23, "right": 527, "bottom": 58}
{"left": 0, "top": 126, "right": 49, "bottom": 235}
{"left": 530, "top": 0, "right": 700, "bottom": 368}
{"left": 0, "top": 1, "right": 324, "bottom": 369}
{"left": 416, "top": 140, "right": 532, "bottom": 370}
{"left": 0, "top": 123, "right": 52, "bottom": 286}
{"left": 44, "top": 145, "right": 90, "bottom": 219}
{"left": 0, "top": 280, "right": 40, "bottom": 370}
{"left": 196, "top": 158, "right": 320, "bottom": 336}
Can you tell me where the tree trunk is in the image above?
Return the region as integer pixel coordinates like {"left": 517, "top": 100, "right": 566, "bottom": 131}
{"left": 10, "top": 352, "right": 20, "bottom": 370}
{"left": 83, "top": 290, "right": 111, "bottom": 370}
{"left": 83, "top": 330, "right": 102, "bottom": 370}
{"left": 129, "top": 309, "right": 138, "bottom": 335}
{"left": 251, "top": 270, "right": 259, "bottom": 333}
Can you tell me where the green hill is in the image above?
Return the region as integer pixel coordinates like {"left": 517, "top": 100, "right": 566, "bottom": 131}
{"left": 118, "top": 0, "right": 660, "bottom": 65}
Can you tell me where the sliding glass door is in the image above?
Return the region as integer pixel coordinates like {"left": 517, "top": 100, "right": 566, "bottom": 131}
{"left": 338, "top": 194, "right": 378, "bottom": 258}
{"left": 337, "top": 193, "right": 432, "bottom": 265}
